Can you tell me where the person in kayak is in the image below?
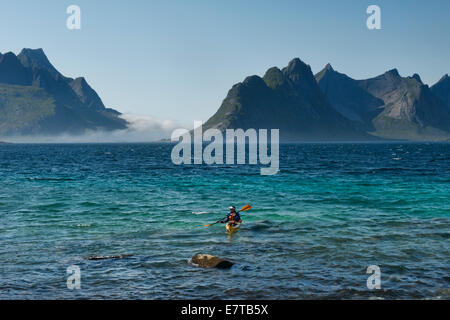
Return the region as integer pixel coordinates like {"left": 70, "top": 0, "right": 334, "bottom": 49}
{"left": 219, "top": 206, "right": 242, "bottom": 226}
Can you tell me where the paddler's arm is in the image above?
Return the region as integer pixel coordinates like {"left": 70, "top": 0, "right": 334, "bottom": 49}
{"left": 219, "top": 216, "right": 229, "bottom": 223}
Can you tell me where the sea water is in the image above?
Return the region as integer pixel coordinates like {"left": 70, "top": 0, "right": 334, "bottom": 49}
{"left": 0, "top": 143, "right": 449, "bottom": 299}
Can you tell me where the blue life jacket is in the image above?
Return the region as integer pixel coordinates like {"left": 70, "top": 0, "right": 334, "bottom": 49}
{"left": 222, "top": 212, "right": 241, "bottom": 224}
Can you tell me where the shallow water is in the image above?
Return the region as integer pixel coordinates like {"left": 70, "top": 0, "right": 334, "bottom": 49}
{"left": 0, "top": 143, "right": 449, "bottom": 299}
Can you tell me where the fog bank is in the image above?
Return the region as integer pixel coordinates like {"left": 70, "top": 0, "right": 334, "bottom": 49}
{"left": 0, "top": 114, "right": 184, "bottom": 143}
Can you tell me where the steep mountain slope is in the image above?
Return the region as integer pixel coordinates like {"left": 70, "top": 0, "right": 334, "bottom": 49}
{"left": 18, "top": 48, "right": 64, "bottom": 79}
{"left": 0, "top": 48, "right": 127, "bottom": 136}
{"left": 316, "top": 65, "right": 450, "bottom": 140}
{"left": 431, "top": 74, "right": 450, "bottom": 109}
{"left": 0, "top": 52, "right": 31, "bottom": 85}
{"left": 203, "top": 58, "right": 372, "bottom": 141}
{"left": 69, "top": 77, "right": 106, "bottom": 110}
{"left": 0, "top": 84, "right": 55, "bottom": 134}
{"left": 315, "top": 64, "right": 384, "bottom": 129}
{"left": 358, "top": 70, "right": 450, "bottom": 140}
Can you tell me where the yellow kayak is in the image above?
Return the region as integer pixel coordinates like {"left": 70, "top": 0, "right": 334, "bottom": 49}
{"left": 226, "top": 223, "right": 241, "bottom": 234}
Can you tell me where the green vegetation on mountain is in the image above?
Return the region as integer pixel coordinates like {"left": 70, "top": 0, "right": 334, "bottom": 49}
{"left": 203, "top": 58, "right": 373, "bottom": 141}
{"left": 0, "top": 48, "right": 127, "bottom": 136}
{"left": 204, "top": 58, "right": 450, "bottom": 141}
{"left": 0, "top": 84, "right": 55, "bottom": 134}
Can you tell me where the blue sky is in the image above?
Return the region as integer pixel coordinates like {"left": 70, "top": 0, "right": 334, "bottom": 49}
{"left": 1, "top": 0, "right": 450, "bottom": 126}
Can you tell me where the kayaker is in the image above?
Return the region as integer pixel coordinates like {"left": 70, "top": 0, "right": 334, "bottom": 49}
{"left": 219, "top": 206, "right": 242, "bottom": 226}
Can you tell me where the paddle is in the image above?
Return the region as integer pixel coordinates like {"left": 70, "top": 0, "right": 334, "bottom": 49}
{"left": 204, "top": 205, "right": 252, "bottom": 227}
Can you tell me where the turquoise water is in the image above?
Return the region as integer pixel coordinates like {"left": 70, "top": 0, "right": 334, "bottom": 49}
{"left": 0, "top": 143, "right": 449, "bottom": 299}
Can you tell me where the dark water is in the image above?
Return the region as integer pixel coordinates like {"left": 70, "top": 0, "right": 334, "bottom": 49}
{"left": 0, "top": 143, "right": 449, "bottom": 299}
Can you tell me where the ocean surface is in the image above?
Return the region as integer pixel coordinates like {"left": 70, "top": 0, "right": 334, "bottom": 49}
{"left": 0, "top": 143, "right": 449, "bottom": 300}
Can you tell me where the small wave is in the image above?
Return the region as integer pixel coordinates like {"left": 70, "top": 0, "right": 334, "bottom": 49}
{"left": 247, "top": 220, "right": 274, "bottom": 231}
{"left": 192, "top": 211, "right": 209, "bottom": 215}
{"left": 76, "top": 224, "right": 91, "bottom": 228}
{"left": 85, "top": 254, "right": 133, "bottom": 261}
{"left": 27, "top": 177, "right": 75, "bottom": 182}
{"left": 80, "top": 201, "right": 99, "bottom": 207}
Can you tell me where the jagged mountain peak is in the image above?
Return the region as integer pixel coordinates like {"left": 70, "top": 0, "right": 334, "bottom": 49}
{"left": 0, "top": 52, "right": 20, "bottom": 62}
{"left": 283, "top": 58, "right": 311, "bottom": 76}
{"left": 264, "top": 66, "right": 283, "bottom": 77}
{"left": 202, "top": 57, "right": 373, "bottom": 141}
{"left": 0, "top": 51, "right": 31, "bottom": 85}
{"left": 18, "top": 48, "right": 61, "bottom": 78}
{"left": 243, "top": 75, "right": 265, "bottom": 86}
{"left": 263, "top": 67, "right": 285, "bottom": 89}
{"left": 315, "top": 65, "right": 385, "bottom": 125}
{"left": 315, "top": 63, "right": 341, "bottom": 82}
{"left": 384, "top": 68, "right": 400, "bottom": 78}
{"left": 437, "top": 73, "right": 449, "bottom": 84}
{"left": 325, "top": 63, "right": 334, "bottom": 71}
{"left": 19, "top": 48, "right": 46, "bottom": 57}
{"left": 410, "top": 73, "right": 423, "bottom": 84}
{"left": 319, "top": 66, "right": 450, "bottom": 140}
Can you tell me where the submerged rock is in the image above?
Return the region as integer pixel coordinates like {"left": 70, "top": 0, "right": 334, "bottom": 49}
{"left": 86, "top": 254, "right": 133, "bottom": 261}
{"left": 191, "top": 254, "right": 234, "bottom": 269}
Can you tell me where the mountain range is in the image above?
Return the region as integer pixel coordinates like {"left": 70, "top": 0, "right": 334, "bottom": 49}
{"left": 316, "top": 65, "right": 450, "bottom": 140}
{"left": 203, "top": 58, "right": 372, "bottom": 141}
{"left": 0, "top": 48, "right": 127, "bottom": 136}
{"left": 205, "top": 58, "right": 450, "bottom": 141}
{"left": 1, "top": 50, "right": 450, "bottom": 141}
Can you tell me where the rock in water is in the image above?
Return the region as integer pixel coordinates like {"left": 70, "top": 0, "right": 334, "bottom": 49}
{"left": 191, "top": 254, "right": 234, "bottom": 269}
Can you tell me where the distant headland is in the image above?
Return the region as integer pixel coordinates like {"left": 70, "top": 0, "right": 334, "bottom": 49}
{"left": 0, "top": 48, "right": 127, "bottom": 137}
